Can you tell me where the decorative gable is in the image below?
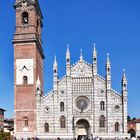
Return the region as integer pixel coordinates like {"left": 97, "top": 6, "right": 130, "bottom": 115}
{"left": 71, "top": 61, "right": 92, "bottom": 77}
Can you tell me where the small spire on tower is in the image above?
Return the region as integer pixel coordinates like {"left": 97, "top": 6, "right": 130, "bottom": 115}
{"left": 53, "top": 55, "right": 58, "bottom": 91}
{"left": 66, "top": 44, "right": 70, "bottom": 59}
{"left": 36, "top": 75, "right": 41, "bottom": 94}
{"left": 106, "top": 53, "right": 110, "bottom": 66}
{"left": 93, "top": 43, "right": 97, "bottom": 60}
{"left": 80, "top": 49, "right": 83, "bottom": 61}
{"left": 122, "top": 69, "right": 127, "bottom": 81}
{"left": 92, "top": 43, "right": 97, "bottom": 75}
{"left": 106, "top": 53, "right": 111, "bottom": 89}
{"left": 36, "top": 75, "right": 41, "bottom": 87}
{"left": 122, "top": 68, "right": 127, "bottom": 93}
{"left": 53, "top": 55, "right": 58, "bottom": 69}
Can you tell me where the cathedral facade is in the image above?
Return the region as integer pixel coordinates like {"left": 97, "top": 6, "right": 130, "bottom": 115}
{"left": 13, "top": 0, "right": 128, "bottom": 139}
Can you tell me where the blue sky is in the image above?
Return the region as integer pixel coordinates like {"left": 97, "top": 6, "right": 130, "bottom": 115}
{"left": 0, "top": 0, "right": 140, "bottom": 118}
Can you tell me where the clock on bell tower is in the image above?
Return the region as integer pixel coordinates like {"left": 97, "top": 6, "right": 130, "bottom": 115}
{"left": 12, "top": 0, "right": 44, "bottom": 138}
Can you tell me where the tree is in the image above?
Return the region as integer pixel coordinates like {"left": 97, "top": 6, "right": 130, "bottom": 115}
{"left": 127, "top": 115, "right": 131, "bottom": 122}
{"left": 131, "top": 117, "right": 136, "bottom": 121}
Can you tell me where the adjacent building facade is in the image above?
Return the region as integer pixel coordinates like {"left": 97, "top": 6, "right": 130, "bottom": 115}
{"left": 4, "top": 118, "right": 14, "bottom": 135}
{"left": 128, "top": 119, "right": 140, "bottom": 138}
{"left": 0, "top": 108, "right": 6, "bottom": 132}
{"left": 13, "top": 0, "right": 128, "bottom": 139}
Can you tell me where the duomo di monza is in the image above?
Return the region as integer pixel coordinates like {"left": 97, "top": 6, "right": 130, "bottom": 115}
{"left": 13, "top": 0, "right": 129, "bottom": 139}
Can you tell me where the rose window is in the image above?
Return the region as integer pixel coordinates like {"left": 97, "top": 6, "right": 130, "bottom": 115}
{"left": 75, "top": 96, "right": 89, "bottom": 112}
{"left": 114, "top": 105, "right": 120, "bottom": 112}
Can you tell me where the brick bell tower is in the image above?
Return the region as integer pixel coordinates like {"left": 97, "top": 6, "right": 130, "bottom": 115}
{"left": 13, "top": 0, "right": 44, "bottom": 138}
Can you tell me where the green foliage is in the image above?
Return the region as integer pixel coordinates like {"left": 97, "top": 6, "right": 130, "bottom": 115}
{"left": 0, "top": 132, "right": 10, "bottom": 140}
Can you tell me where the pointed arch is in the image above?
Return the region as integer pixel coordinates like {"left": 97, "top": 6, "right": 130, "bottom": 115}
{"left": 99, "top": 115, "right": 105, "bottom": 128}
{"left": 115, "top": 122, "right": 120, "bottom": 132}
{"left": 100, "top": 101, "right": 105, "bottom": 111}
{"left": 60, "top": 102, "right": 64, "bottom": 112}
{"left": 60, "top": 116, "right": 66, "bottom": 128}
{"left": 44, "top": 123, "right": 49, "bottom": 132}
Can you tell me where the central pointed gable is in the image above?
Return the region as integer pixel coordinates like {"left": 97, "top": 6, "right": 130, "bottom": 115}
{"left": 71, "top": 60, "right": 92, "bottom": 77}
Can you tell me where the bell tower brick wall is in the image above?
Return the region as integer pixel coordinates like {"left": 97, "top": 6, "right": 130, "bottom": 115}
{"left": 13, "top": 0, "right": 44, "bottom": 138}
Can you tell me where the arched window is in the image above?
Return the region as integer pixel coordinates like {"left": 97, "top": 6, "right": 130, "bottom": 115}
{"left": 44, "top": 123, "right": 49, "bottom": 132}
{"left": 115, "top": 122, "right": 119, "bottom": 132}
{"left": 23, "top": 117, "right": 28, "bottom": 127}
{"left": 23, "top": 76, "right": 28, "bottom": 84}
{"left": 22, "top": 12, "right": 29, "bottom": 24}
{"left": 60, "top": 116, "right": 66, "bottom": 128}
{"left": 67, "top": 58, "right": 70, "bottom": 63}
{"left": 107, "top": 67, "right": 110, "bottom": 72}
{"left": 60, "top": 102, "right": 64, "bottom": 112}
{"left": 100, "top": 101, "right": 105, "bottom": 111}
{"left": 99, "top": 115, "right": 105, "bottom": 128}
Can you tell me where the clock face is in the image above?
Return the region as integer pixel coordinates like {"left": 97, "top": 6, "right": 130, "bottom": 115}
{"left": 16, "top": 59, "right": 34, "bottom": 85}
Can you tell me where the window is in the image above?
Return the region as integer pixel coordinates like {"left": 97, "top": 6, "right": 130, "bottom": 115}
{"left": 22, "top": 12, "right": 29, "bottom": 24}
{"left": 67, "top": 58, "right": 70, "bottom": 63}
{"left": 23, "top": 117, "right": 28, "bottom": 127}
{"left": 60, "top": 116, "right": 66, "bottom": 128}
{"left": 107, "top": 67, "right": 110, "bottom": 72}
{"left": 23, "top": 76, "right": 28, "bottom": 84}
{"left": 44, "top": 123, "right": 49, "bottom": 132}
{"left": 60, "top": 102, "right": 64, "bottom": 112}
{"left": 115, "top": 122, "right": 119, "bottom": 132}
{"left": 61, "top": 90, "right": 64, "bottom": 94}
{"left": 54, "top": 69, "right": 57, "bottom": 73}
{"left": 99, "top": 115, "right": 105, "bottom": 128}
{"left": 100, "top": 101, "right": 105, "bottom": 111}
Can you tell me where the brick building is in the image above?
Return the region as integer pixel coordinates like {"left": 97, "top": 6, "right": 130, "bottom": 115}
{"left": 4, "top": 118, "right": 14, "bottom": 134}
{"left": 0, "top": 108, "right": 6, "bottom": 132}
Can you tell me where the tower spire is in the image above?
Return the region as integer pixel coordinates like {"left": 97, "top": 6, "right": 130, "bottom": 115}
{"left": 80, "top": 49, "right": 83, "bottom": 61}
{"left": 66, "top": 44, "right": 70, "bottom": 59}
{"left": 122, "top": 69, "right": 127, "bottom": 82}
{"left": 36, "top": 75, "right": 41, "bottom": 90}
{"left": 93, "top": 43, "right": 97, "bottom": 58}
{"left": 106, "top": 53, "right": 111, "bottom": 90}
{"left": 93, "top": 43, "right": 97, "bottom": 75}
{"left": 53, "top": 55, "right": 58, "bottom": 69}
{"left": 122, "top": 69, "right": 127, "bottom": 91}
{"left": 106, "top": 53, "right": 110, "bottom": 66}
{"left": 53, "top": 55, "right": 58, "bottom": 91}
{"left": 121, "top": 69, "right": 128, "bottom": 133}
{"left": 66, "top": 44, "right": 71, "bottom": 76}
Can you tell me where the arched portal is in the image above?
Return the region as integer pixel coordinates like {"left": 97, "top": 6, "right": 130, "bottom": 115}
{"left": 76, "top": 119, "right": 90, "bottom": 140}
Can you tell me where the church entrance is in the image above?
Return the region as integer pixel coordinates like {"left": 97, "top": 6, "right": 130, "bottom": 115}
{"left": 75, "top": 119, "right": 90, "bottom": 140}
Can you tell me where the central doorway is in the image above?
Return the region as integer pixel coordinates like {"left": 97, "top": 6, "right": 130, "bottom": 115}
{"left": 76, "top": 119, "right": 90, "bottom": 140}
